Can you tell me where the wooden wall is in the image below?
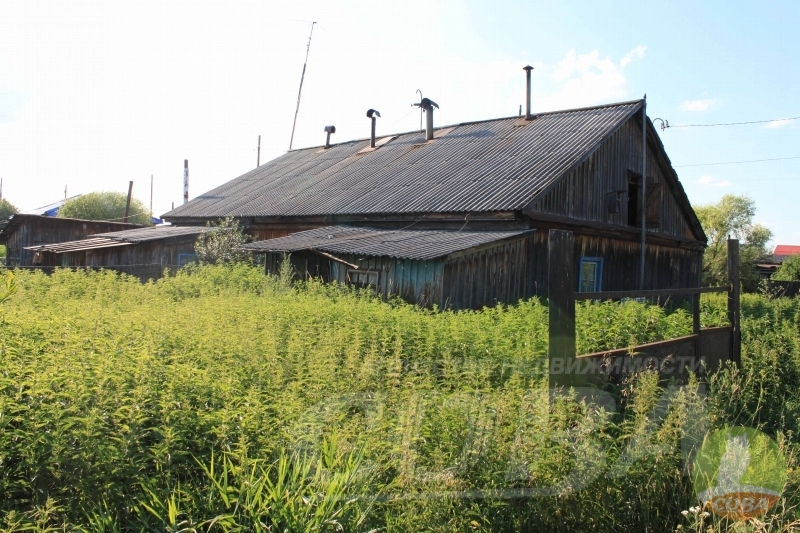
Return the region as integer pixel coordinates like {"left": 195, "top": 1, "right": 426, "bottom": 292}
{"left": 260, "top": 230, "right": 702, "bottom": 310}
{"left": 57, "top": 237, "right": 198, "bottom": 268}
{"left": 4, "top": 218, "right": 141, "bottom": 267}
{"left": 528, "top": 117, "right": 699, "bottom": 241}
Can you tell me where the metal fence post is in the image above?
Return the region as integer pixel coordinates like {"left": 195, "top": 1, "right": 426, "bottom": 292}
{"left": 549, "top": 230, "right": 577, "bottom": 391}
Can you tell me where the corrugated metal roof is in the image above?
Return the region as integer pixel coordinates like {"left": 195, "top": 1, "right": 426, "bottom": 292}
{"left": 0, "top": 214, "right": 144, "bottom": 243}
{"left": 774, "top": 245, "right": 800, "bottom": 256}
{"left": 164, "top": 100, "right": 642, "bottom": 219}
{"left": 25, "top": 195, "right": 84, "bottom": 216}
{"left": 25, "top": 238, "right": 134, "bottom": 253}
{"left": 25, "top": 225, "right": 215, "bottom": 253}
{"left": 240, "top": 226, "right": 533, "bottom": 260}
{"left": 91, "top": 225, "right": 216, "bottom": 242}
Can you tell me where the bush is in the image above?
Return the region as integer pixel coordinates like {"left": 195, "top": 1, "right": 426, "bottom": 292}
{"left": 194, "top": 217, "right": 249, "bottom": 264}
{"left": 0, "top": 266, "right": 797, "bottom": 531}
{"left": 58, "top": 191, "right": 152, "bottom": 225}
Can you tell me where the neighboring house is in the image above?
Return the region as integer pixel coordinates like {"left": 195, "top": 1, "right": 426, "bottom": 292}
{"left": 25, "top": 225, "right": 215, "bottom": 270}
{"left": 163, "top": 94, "right": 707, "bottom": 309}
{"left": 25, "top": 195, "right": 84, "bottom": 217}
{"left": 756, "top": 245, "right": 800, "bottom": 278}
{"left": 0, "top": 214, "right": 143, "bottom": 267}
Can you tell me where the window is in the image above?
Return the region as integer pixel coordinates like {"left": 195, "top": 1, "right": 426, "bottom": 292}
{"left": 579, "top": 257, "right": 603, "bottom": 293}
{"left": 627, "top": 171, "right": 662, "bottom": 229}
{"left": 346, "top": 269, "right": 378, "bottom": 291}
{"left": 177, "top": 253, "right": 197, "bottom": 266}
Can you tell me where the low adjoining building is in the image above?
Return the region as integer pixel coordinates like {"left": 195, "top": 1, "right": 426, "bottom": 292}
{"left": 25, "top": 225, "right": 215, "bottom": 279}
{"left": 0, "top": 214, "right": 143, "bottom": 267}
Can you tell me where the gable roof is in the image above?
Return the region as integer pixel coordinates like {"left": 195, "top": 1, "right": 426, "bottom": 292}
{"left": 240, "top": 226, "right": 532, "bottom": 260}
{"left": 163, "top": 100, "right": 643, "bottom": 220}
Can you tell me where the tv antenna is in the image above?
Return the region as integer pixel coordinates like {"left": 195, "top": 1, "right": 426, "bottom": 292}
{"left": 289, "top": 21, "right": 317, "bottom": 151}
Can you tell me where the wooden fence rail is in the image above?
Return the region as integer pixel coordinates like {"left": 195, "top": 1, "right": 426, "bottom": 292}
{"left": 548, "top": 229, "right": 741, "bottom": 389}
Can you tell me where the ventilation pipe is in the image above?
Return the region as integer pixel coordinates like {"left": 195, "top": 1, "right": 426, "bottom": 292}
{"left": 523, "top": 65, "right": 533, "bottom": 120}
{"left": 414, "top": 97, "right": 439, "bottom": 141}
{"left": 366, "top": 109, "right": 381, "bottom": 147}
{"left": 323, "top": 125, "right": 336, "bottom": 148}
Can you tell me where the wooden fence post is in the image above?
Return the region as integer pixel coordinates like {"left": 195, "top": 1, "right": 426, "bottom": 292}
{"left": 727, "top": 238, "right": 741, "bottom": 366}
{"left": 548, "top": 230, "right": 577, "bottom": 391}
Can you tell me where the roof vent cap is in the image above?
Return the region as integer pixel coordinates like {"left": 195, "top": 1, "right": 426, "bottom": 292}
{"left": 413, "top": 98, "right": 439, "bottom": 140}
{"left": 323, "top": 125, "right": 336, "bottom": 148}
{"left": 366, "top": 109, "right": 381, "bottom": 147}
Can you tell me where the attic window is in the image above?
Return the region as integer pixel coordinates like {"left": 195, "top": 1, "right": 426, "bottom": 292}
{"left": 627, "top": 171, "right": 662, "bottom": 229}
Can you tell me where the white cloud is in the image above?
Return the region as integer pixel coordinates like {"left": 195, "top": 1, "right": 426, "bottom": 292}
{"left": 679, "top": 99, "right": 719, "bottom": 112}
{"left": 537, "top": 46, "right": 647, "bottom": 111}
{"left": 762, "top": 119, "right": 795, "bottom": 129}
{"left": 620, "top": 45, "right": 647, "bottom": 68}
{"left": 698, "top": 175, "right": 731, "bottom": 187}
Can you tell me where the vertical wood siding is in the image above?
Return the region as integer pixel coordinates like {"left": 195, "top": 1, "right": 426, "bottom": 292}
{"left": 528, "top": 118, "right": 694, "bottom": 240}
{"left": 4, "top": 218, "right": 142, "bottom": 267}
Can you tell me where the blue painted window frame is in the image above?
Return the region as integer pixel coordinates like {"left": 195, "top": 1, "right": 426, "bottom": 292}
{"left": 177, "top": 253, "right": 197, "bottom": 266}
{"left": 579, "top": 257, "right": 603, "bottom": 293}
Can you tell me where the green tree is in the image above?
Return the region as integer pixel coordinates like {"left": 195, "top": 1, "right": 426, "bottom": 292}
{"left": 695, "top": 194, "right": 772, "bottom": 291}
{"left": 194, "top": 217, "right": 250, "bottom": 264}
{"left": 58, "top": 191, "right": 152, "bottom": 225}
{"left": 0, "top": 198, "right": 19, "bottom": 220}
{"left": 772, "top": 254, "right": 800, "bottom": 281}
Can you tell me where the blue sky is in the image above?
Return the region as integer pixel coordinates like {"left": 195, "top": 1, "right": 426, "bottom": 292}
{"left": 1, "top": 1, "right": 798, "bottom": 244}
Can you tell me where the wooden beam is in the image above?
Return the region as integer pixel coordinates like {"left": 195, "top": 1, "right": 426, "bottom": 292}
{"left": 574, "top": 286, "right": 728, "bottom": 300}
{"left": 548, "top": 229, "right": 577, "bottom": 391}
{"left": 309, "top": 249, "right": 359, "bottom": 270}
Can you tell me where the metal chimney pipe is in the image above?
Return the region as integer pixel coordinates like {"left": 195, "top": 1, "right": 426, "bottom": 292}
{"left": 183, "top": 159, "right": 189, "bottom": 204}
{"left": 366, "top": 109, "right": 381, "bottom": 148}
{"left": 425, "top": 107, "right": 434, "bottom": 141}
{"left": 523, "top": 65, "right": 533, "bottom": 120}
{"left": 323, "top": 125, "right": 336, "bottom": 148}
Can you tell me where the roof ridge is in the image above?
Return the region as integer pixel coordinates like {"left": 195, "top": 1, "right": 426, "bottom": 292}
{"left": 287, "top": 99, "right": 644, "bottom": 153}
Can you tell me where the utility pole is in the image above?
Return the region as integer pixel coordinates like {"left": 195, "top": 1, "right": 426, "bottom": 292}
{"left": 64, "top": 185, "right": 67, "bottom": 199}
{"left": 123, "top": 181, "right": 133, "bottom": 223}
{"left": 0, "top": 178, "right": 3, "bottom": 200}
{"left": 289, "top": 22, "right": 316, "bottom": 150}
{"left": 183, "top": 159, "right": 189, "bottom": 204}
{"left": 257, "top": 134, "right": 261, "bottom": 167}
{"left": 150, "top": 174, "right": 154, "bottom": 216}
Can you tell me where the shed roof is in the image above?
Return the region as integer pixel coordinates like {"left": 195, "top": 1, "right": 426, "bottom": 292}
{"left": 25, "top": 224, "right": 215, "bottom": 253}
{"left": 0, "top": 214, "right": 144, "bottom": 243}
{"left": 240, "top": 226, "right": 532, "bottom": 260}
{"left": 163, "top": 100, "right": 643, "bottom": 220}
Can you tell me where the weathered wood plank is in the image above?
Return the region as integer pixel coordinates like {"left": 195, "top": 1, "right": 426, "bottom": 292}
{"left": 548, "top": 230, "right": 577, "bottom": 390}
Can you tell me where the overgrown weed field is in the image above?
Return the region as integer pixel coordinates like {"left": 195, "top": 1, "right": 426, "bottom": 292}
{"left": 0, "top": 265, "right": 798, "bottom": 532}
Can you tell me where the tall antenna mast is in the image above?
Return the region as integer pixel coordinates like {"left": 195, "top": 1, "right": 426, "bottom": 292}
{"left": 289, "top": 22, "right": 316, "bottom": 151}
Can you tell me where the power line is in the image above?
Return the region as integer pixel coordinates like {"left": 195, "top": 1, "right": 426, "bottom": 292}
{"left": 675, "top": 156, "right": 800, "bottom": 168}
{"left": 666, "top": 116, "right": 800, "bottom": 128}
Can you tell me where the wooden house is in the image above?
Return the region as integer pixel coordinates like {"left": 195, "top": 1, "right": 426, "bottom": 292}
{"left": 0, "top": 214, "right": 143, "bottom": 267}
{"left": 162, "top": 97, "right": 706, "bottom": 309}
{"left": 25, "top": 225, "right": 215, "bottom": 273}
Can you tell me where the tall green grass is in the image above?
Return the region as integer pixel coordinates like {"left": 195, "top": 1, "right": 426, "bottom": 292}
{"left": 0, "top": 265, "right": 797, "bottom": 531}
